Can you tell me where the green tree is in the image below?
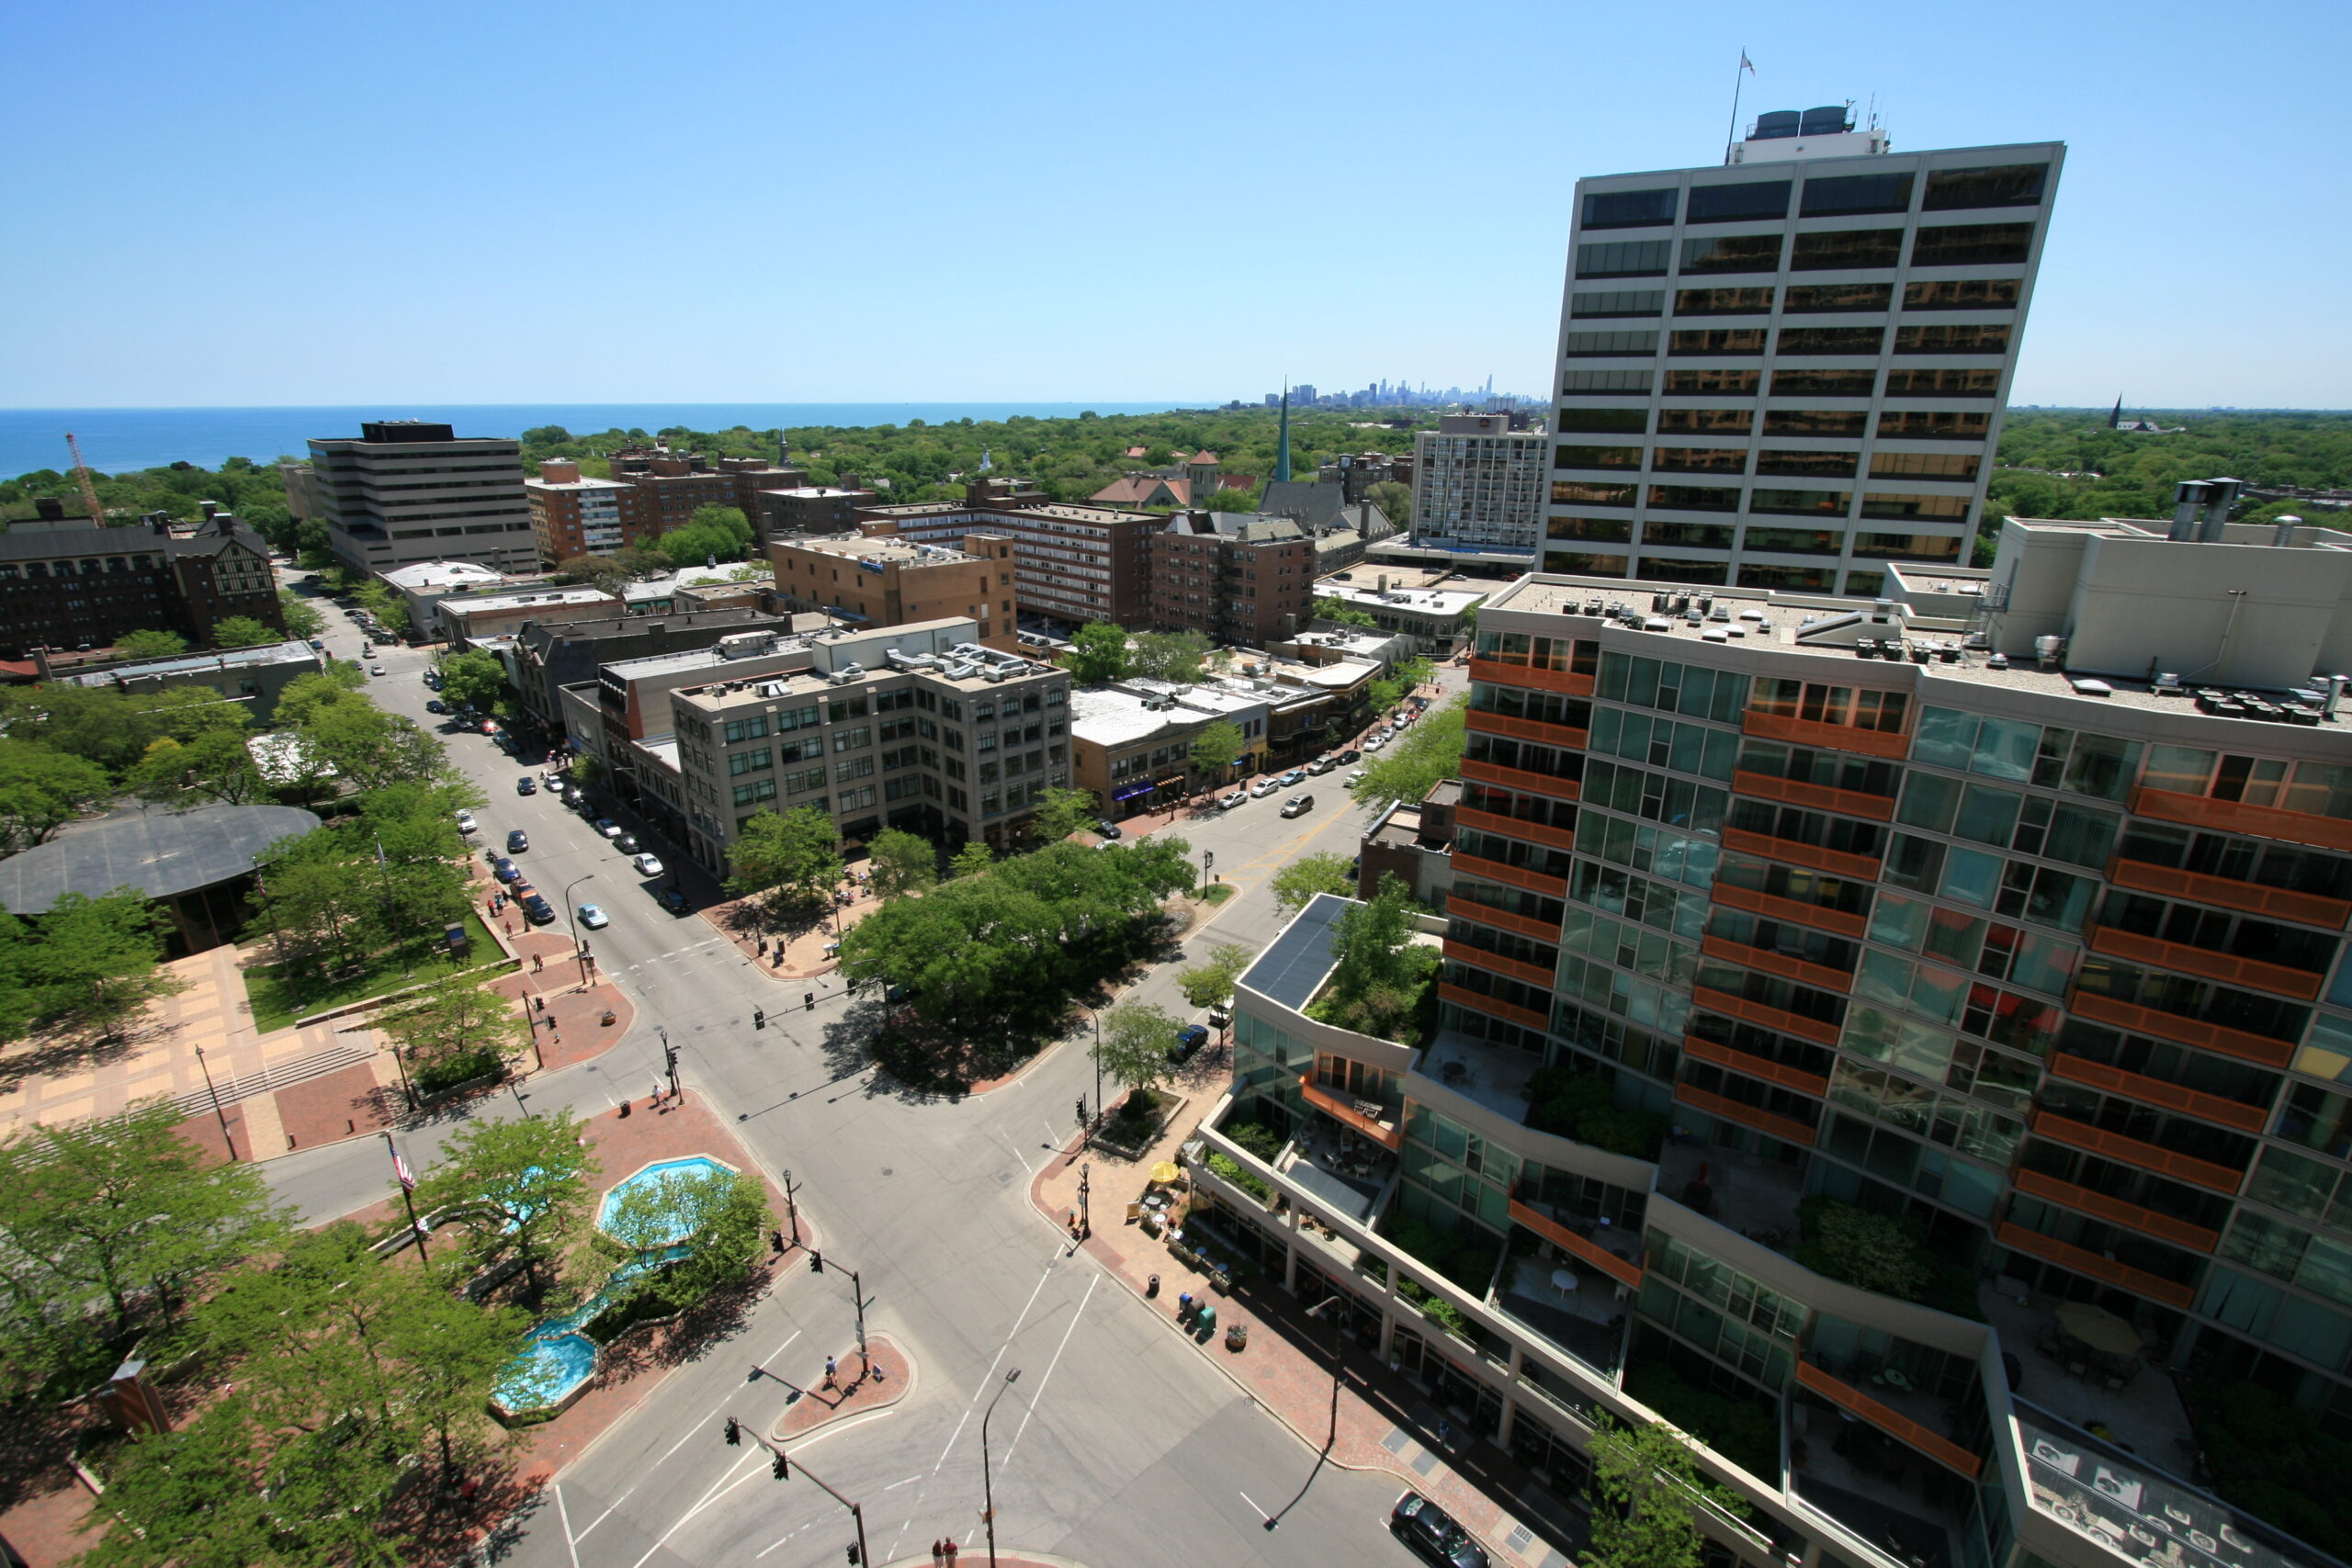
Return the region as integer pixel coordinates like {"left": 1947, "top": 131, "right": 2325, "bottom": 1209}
{"left": 1351, "top": 694, "right": 1465, "bottom": 808}
{"left": 1188, "top": 718, "right": 1248, "bottom": 787}
{"left": 1312, "top": 874, "right": 1437, "bottom": 1041}
{"left": 655, "top": 504, "right": 756, "bottom": 567}
{"left": 1271, "top": 851, "right": 1356, "bottom": 914}
{"left": 410, "top": 1109, "right": 598, "bottom": 1296}
{"left": 295, "top": 698, "right": 459, "bottom": 793}
{"left": 17, "top": 890, "right": 189, "bottom": 1043}
{"left": 435, "top": 648, "right": 509, "bottom": 714}
{"left": 1583, "top": 1416, "right": 1750, "bottom": 1568}
{"left": 125, "top": 728, "right": 267, "bottom": 807}
{"left": 115, "top": 627, "right": 189, "bottom": 659}
{"left": 1065, "top": 620, "right": 1130, "bottom": 684}
{"left": 377, "top": 973, "right": 531, "bottom": 1091}
{"left": 1365, "top": 479, "right": 1414, "bottom": 527}
{"left": 272, "top": 667, "right": 367, "bottom": 728}
{"left": 1094, "top": 1001, "right": 1182, "bottom": 1100}
{"left": 1795, "top": 1196, "right": 1933, "bottom": 1300}
{"left": 554, "top": 552, "right": 628, "bottom": 595}
{"left": 352, "top": 580, "right": 401, "bottom": 626}
{"left": 277, "top": 592, "right": 325, "bottom": 640}
{"left": 1202, "top": 486, "right": 1259, "bottom": 512}
{"left": 1314, "top": 595, "right": 1378, "bottom": 629}
{"left": 950, "top": 840, "right": 994, "bottom": 877}
{"left": 0, "top": 1100, "right": 287, "bottom": 1382}
{"left": 613, "top": 542, "right": 673, "bottom": 578}
{"left": 0, "top": 737, "right": 111, "bottom": 850}
{"left": 867, "top": 826, "right": 937, "bottom": 898}
{"left": 1031, "top": 784, "right": 1101, "bottom": 843}
{"left": 595, "top": 1166, "right": 772, "bottom": 1314}
{"left": 727, "top": 804, "right": 843, "bottom": 904}
{"left": 1176, "top": 942, "right": 1250, "bottom": 1010}
{"left": 1129, "top": 629, "right": 1209, "bottom": 683}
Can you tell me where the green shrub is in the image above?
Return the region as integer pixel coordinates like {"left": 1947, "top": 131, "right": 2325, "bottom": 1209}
{"left": 2187, "top": 1382, "right": 2352, "bottom": 1559}
{"left": 1223, "top": 1115, "right": 1284, "bottom": 1162}
{"left": 1795, "top": 1195, "right": 1932, "bottom": 1302}
{"left": 1205, "top": 1150, "right": 1271, "bottom": 1201}
{"left": 414, "top": 1046, "right": 502, "bottom": 1097}
{"left": 1625, "top": 1361, "right": 1781, "bottom": 1480}
{"left": 1524, "top": 1066, "right": 1666, "bottom": 1157}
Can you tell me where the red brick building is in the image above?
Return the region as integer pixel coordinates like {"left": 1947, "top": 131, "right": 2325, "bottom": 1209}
{"left": 1148, "top": 511, "right": 1318, "bottom": 647}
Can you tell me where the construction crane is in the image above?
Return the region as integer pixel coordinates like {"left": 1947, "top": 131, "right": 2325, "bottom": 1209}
{"left": 63, "top": 433, "right": 107, "bottom": 526}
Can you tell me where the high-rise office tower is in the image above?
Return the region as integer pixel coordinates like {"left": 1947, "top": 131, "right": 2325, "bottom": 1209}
{"left": 1412, "top": 412, "right": 1550, "bottom": 553}
{"left": 310, "top": 421, "right": 536, "bottom": 576}
{"left": 1546, "top": 107, "right": 2062, "bottom": 596}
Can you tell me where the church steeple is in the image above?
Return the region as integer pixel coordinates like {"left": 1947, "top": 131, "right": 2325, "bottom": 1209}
{"left": 1273, "top": 383, "right": 1293, "bottom": 483}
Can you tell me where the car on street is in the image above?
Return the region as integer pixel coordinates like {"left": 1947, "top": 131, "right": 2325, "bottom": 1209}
{"left": 658, "top": 884, "right": 692, "bottom": 914}
{"left": 515, "top": 776, "right": 537, "bottom": 795}
{"left": 632, "top": 852, "right": 665, "bottom": 876}
{"left": 307, "top": 637, "right": 325, "bottom": 650}
{"left": 1391, "top": 1491, "right": 1487, "bottom": 1568}
{"left": 1168, "top": 1023, "right": 1209, "bottom": 1065}
{"left": 594, "top": 818, "right": 624, "bottom": 839}
{"left": 454, "top": 810, "right": 477, "bottom": 834}
{"left": 616, "top": 833, "right": 640, "bottom": 854}
{"left": 481, "top": 720, "right": 500, "bottom": 735}
{"left": 577, "top": 903, "right": 609, "bottom": 930}
{"left": 1338, "top": 748, "right": 1362, "bottom": 763}
{"left": 1307, "top": 757, "right": 1336, "bottom": 775}
{"left": 1366, "top": 732, "right": 1390, "bottom": 750}
{"left": 1281, "top": 793, "right": 1315, "bottom": 818}
{"left": 1278, "top": 769, "right": 1307, "bottom": 787}
{"left": 425, "top": 699, "right": 446, "bottom": 714}
{"left": 1217, "top": 791, "right": 1246, "bottom": 810}
{"left": 369, "top": 664, "right": 386, "bottom": 676}
{"left": 1206, "top": 999, "right": 1233, "bottom": 1029}
{"left": 519, "top": 892, "right": 556, "bottom": 924}
{"left": 1347, "top": 768, "right": 1369, "bottom": 784}
{"left": 1250, "top": 778, "right": 1282, "bottom": 798}
{"left": 506, "top": 829, "right": 529, "bottom": 853}
{"left": 492, "top": 857, "right": 521, "bottom": 883}
{"left": 1092, "top": 819, "right": 1123, "bottom": 841}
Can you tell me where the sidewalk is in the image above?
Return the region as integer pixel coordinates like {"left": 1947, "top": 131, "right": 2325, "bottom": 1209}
{"left": 1032, "top": 1100, "right": 1579, "bottom": 1568}
{"left": 704, "top": 876, "right": 882, "bottom": 981}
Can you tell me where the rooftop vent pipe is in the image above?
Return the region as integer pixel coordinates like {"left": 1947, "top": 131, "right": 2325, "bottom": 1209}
{"left": 2274, "top": 513, "right": 2304, "bottom": 547}
{"left": 2170, "top": 480, "right": 2212, "bottom": 541}
{"left": 2198, "top": 478, "right": 2244, "bottom": 542}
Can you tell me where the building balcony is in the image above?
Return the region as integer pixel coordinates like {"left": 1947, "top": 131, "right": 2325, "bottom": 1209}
{"left": 2008, "top": 1169, "right": 2221, "bottom": 1254}
{"left": 2026, "top": 1109, "right": 2245, "bottom": 1195}
{"left": 1445, "top": 897, "right": 1562, "bottom": 946}
{"left": 1672, "top": 1080, "right": 1818, "bottom": 1145}
{"left": 1508, "top": 1194, "right": 1644, "bottom": 1289}
{"left": 1494, "top": 1253, "right": 1629, "bottom": 1377}
{"left": 1793, "top": 1359, "right": 1984, "bottom": 1479}
{"left": 1452, "top": 852, "right": 1566, "bottom": 898}
{"left": 1442, "top": 938, "right": 1556, "bottom": 990}
{"left": 1710, "top": 881, "right": 1869, "bottom": 941}
{"left": 1296, "top": 1073, "right": 1404, "bottom": 1152}
{"left": 1466, "top": 708, "right": 1589, "bottom": 750}
{"left": 1690, "top": 986, "right": 1842, "bottom": 1047}
{"left": 1437, "top": 980, "right": 1550, "bottom": 1033}
{"left": 1740, "top": 708, "right": 1913, "bottom": 760}
{"left": 1721, "top": 827, "right": 1883, "bottom": 883}
{"left": 1458, "top": 757, "right": 1580, "bottom": 802}
{"left": 2107, "top": 854, "right": 2352, "bottom": 931}
{"left": 2086, "top": 924, "right": 2325, "bottom": 1001}
{"left": 1456, "top": 806, "right": 1577, "bottom": 853}
{"left": 1731, "top": 769, "right": 1896, "bottom": 821}
{"left": 2064, "top": 991, "right": 2296, "bottom": 1068}
{"left": 1681, "top": 1032, "right": 1831, "bottom": 1097}
{"left": 2044, "top": 1053, "right": 2268, "bottom": 1133}
{"left": 2131, "top": 786, "right": 2352, "bottom": 853}
{"left": 1699, "top": 935, "right": 1852, "bottom": 995}
{"left": 1658, "top": 1138, "right": 1804, "bottom": 1247}
{"left": 1994, "top": 1221, "right": 2196, "bottom": 1307}
{"left": 1467, "top": 659, "right": 1594, "bottom": 697}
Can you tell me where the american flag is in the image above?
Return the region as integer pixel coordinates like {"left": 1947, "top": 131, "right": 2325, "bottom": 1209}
{"left": 1740, "top": 50, "right": 1756, "bottom": 74}
{"left": 392, "top": 1146, "right": 416, "bottom": 1191}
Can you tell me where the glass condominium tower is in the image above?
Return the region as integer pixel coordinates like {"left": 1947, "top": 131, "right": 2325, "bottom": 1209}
{"left": 1546, "top": 111, "right": 2063, "bottom": 597}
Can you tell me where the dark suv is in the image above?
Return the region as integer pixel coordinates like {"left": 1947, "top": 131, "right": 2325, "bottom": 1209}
{"left": 1391, "top": 1491, "right": 1487, "bottom": 1568}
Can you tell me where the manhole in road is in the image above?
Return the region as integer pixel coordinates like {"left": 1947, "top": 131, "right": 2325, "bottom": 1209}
{"left": 882, "top": 1168, "right": 894, "bottom": 1177}
{"left": 995, "top": 1170, "right": 1013, "bottom": 1186}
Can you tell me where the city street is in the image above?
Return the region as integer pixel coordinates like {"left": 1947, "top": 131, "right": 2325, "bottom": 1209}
{"left": 271, "top": 576, "right": 1445, "bottom": 1567}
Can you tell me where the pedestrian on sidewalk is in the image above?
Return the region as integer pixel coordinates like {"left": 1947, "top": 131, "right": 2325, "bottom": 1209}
{"left": 533, "top": 953, "right": 544, "bottom": 973}
{"left": 823, "top": 1356, "right": 838, "bottom": 1389}
{"left": 650, "top": 1078, "right": 664, "bottom": 1105}
{"left": 931, "top": 1543, "right": 944, "bottom": 1565}
{"left": 943, "top": 1538, "right": 957, "bottom": 1563}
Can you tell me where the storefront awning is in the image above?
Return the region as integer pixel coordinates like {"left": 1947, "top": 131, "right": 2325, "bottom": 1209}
{"left": 1113, "top": 782, "right": 1155, "bottom": 801}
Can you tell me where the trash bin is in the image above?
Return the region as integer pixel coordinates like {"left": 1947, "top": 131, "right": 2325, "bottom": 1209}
{"left": 601, "top": 1009, "right": 617, "bottom": 1026}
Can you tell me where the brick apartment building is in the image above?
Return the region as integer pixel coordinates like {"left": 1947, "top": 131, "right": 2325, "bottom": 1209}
{"left": 0, "top": 505, "right": 284, "bottom": 659}
{"left": 858, "top": 479, "right": 1159, "bottom": 629}
{"left": 605, "top": 446, "right": 806, "bottom": 536}
{"left": 526, "top": 458, "right": 652, "bottom": 564}
{"left": 1149, "top": 511, "right": 1319, "bottom": 648}
{"left": 753, "top": 484, "right": 879, "bottom": 544}
{"left": 768, "top": 533, "right": 1017, "bottom": 650}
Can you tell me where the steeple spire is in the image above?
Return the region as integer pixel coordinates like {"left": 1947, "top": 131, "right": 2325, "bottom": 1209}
{"left": 2109, "top": 396, "right": 2123, "bottom": 430}
{"left": 1273, "top": 383, "right": 1293, "bottom": 484}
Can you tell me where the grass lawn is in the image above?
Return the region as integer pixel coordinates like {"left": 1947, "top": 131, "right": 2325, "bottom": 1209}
{"left": 244, "top": 908, "right": 504, "bottom": 1033}
{"left": 1200, "top": 883, "right": 1236, "bottom": 904}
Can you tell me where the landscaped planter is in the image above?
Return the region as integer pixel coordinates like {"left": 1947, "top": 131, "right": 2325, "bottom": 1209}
{"left": 1093, "top": 1091, "right": 1187, "bottom": 1159}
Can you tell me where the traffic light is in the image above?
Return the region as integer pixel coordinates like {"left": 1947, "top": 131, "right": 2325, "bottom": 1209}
{"left": 805, "top": 991, "right": 815, "bottom": 1010}
{"left": 809, "top": 1251, "right": 824, "bottom": 1274}
{"left": 723, "top": 1416, "right": 740, "bottom": 1446}
{"left": 845, "top": 1545, "right": 860, "bottom": 1565}
{"left": 754, "top": 1009, "right": 765, "bottom": 1029}
{"left": 773, "top": 1450, "right": 790, "bottom": 1480}
{"left": 1076, "top": 1096, "right": 1088, "bottom": 1125}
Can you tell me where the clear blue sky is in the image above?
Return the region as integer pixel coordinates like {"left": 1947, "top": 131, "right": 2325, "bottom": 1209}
{"left": 5, "top": 0, "right": 2346, "bottom": 410}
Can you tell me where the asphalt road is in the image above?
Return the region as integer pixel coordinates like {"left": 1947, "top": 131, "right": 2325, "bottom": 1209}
{"left": 268, "top": 575, "right": 1453, "bottom": 1568}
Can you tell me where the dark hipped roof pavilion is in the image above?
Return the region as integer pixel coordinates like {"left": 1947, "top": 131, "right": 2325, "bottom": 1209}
{"left": 0, "top": 804, "right": 319, "bottom": 955}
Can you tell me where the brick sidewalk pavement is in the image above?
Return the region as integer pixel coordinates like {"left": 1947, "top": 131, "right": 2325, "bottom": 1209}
{"left": 1031, "top": 1108, "right": 1579, "bottom": 1568}
{"left": 771, "top": 1334, "right": 911, "bottom": 1440}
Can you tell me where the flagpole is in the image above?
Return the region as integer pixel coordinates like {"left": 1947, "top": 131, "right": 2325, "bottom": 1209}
{"left": 384, "top": 1130, "right": 429, "bottom": 1262}
{"left": 1724, "top": 49, "right": 1749, "bottom": 165}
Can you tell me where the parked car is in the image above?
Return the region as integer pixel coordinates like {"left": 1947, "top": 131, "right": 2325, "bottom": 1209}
{"left": 369, "top": 665, "right": 387, "bottom": 676}
{"left": 594, "top": 818, "right": 623, "bottom": 839}
{"left": 1217, "top": 791, "right": 1246, "bottom": 810}
{"left": 615, "top": 833, "right": 639, "bottom": 855}
{"left": 515, "top": 776, "right": 537, "bottom": 795}
{"left": 577, "top": 903, "right": 609, "bottom": 930}
{"left": 1306, "top": 757, "right": 1336, "bottom": 775}
{"left": 1092, "top": 819, "right": 1123, "bottom": 841}
{"left": 1392, "top": 1491, "right": 1487, "bottom": 1568}
{"left": 505, "top": 829, "right": 529, "bottom": 853}
{"left": 1281, "top": 793, "right": 1315, "bottom": 818}
{"left": 658, "top": 884, "right": 692, "bottom": 914}
{"left": 454, "top": 810, "right": 477, "bottom": 834}
{"left": 1206, "top": 1000, "right": 1233, "bottom": 1029}
{"left": 632, "top": 852, "right": 665, "bottom": 876}
{"left": 1366, "top": 732, "right": 1390, "bottom": 750}
{"left": 1347, "top": 768, "right": 1369, "bottom": 784}
{"left": 425, "top": 699, "right": 447, "bottom": 714}
{"left": 492, "top": 857, "right": 521, "bottom": 883}
{"left": 481, "top": 720, "right": 500, "bottom": 735}
{"left": 1337, "top": 748, "right": 1362, "bottom": 763}
{"left": 307, "top": 637, "right": 325, "bottom": 650}
{"left": 1278, "top": 769, "right": 1307, "bottom": 788}
{"left": 1168, "top": 1024, "right": 1209, "bottom": 1065}
{"left": 520, "top": 893, "right": 556, "bottom": 925}
{"left": 1250, "top": 778, "right": 1282, "bottom": 798}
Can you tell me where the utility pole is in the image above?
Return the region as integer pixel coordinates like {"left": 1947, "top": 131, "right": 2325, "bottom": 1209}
{"left": 383, "top": 1132, "right": 428, "bottom": 1263}
{"left": 981, "top": 1369, "right": 1024, "bottom": 1568}
{"left": 1079, "top": 1163, "right": 1091, "bottom": 1240}
{"left": 192, "top": 1043, "right": 236, "bottom": 1160}
{"left": 781, "top": 1168, "right": 802, "bottom": 1248}
{"left": 808, "top": 1251, "right": 873, "bottom": 1382}
{"left": 727, "top": 1418, "right": 870, "bottom": 1568}
{"left": 660, "top": 1026, "right": 681, "bottom": 1103}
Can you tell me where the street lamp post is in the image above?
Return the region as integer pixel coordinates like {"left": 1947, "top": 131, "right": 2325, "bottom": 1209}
{"left": 1201, "top": 850, "right": 1214, "bottom": 897}
{"left": 659, "top": 1025, "right": 680, "bottom": 1103}
{"left": 1078, "top": 1163, "right": 1091, "bottom": 1240}
{"left": 1077, "top": 1004, "right": 1102, "bottom": 1149}
{"left": 518, "top": 990, "right": 544, "bottom": 1072}
{"left": 981, "top": 1368, "right": 1023, "bottom": 1568}
{"left": 808, "top": 1251, "right": 872, "bottom": 1381}
{"left": 781, "top": 1168, "right": 801, "bottom": 1248}
{"left": 562, "top": 873, "right": 595, "bottom": 946}
{"left": 1262, "top": 1295, "right": 1347, "bottom": 1530}
{"left": 192, "top": 1043, "right": 236, "bottom": 1161}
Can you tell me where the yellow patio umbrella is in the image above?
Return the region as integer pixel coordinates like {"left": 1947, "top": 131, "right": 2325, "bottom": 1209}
{"left": 2057, "top": 1301, "right": 2141, "bottom": 1356}
{"left": 1149, "top": 1161, "right": 1182, "bottom": 1186}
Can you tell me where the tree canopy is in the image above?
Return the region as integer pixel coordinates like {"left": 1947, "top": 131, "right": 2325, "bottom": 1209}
{"left": 1065, "top": 621, "right": 1130, "bottom": 684}
{"left": 1314, "top": 595, "right": 1378, "bottom": 629}
{"left": 0, "top": 736, "right": 111, "bottom": 850}
{"left": 1176, "top": 943, "right": 1250, "bottom": 1010}
{"left": 727, "top": 805, "right": 843, "bottom": 905}
{"left": 1189, "top": 719, "right": 1249, "bottom": 783}
{"left": 1095, "top": 1002, "right": 1182, "bottom": 1097}
{"left": 209, "top": 615, "right": 277, "bottom": 649}
{"left": 115, "top": 628, "right": 189, "bottom": 660}
{"left": 1270, "top": 852, "right": 1356, "bottom": 915}
{"left": 1030, "top": 785, "right": 1102, "bottom": 843}
{"left": 655, "top": 504, "right": 756, "bottom": 567}
{"left": 0, "top": 889, "right": 189, "bottom": 1046}
{"left": 1582, "top": 1416, "right": 1750, "bottom": 1568}
{"left": 1128, "top": 630, "right": 1209, "bottom": 684}
{"left": 435, "top": 648, "right": 509, "bottom": 714}
{"left": 408, "top": 1109, "right": 599, "bottom": 1297}
{"left": 376, "top": 972, "right": 532, "bottom": 1092}
{"left": 1350, "top": 694, "right": 1464, "bottom": 809}
{"left": 866, "top": 826, "right": 937, "bottom": 898}
{"left": 1310, "top": 874, "right": 1437, "bottom": 1042}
